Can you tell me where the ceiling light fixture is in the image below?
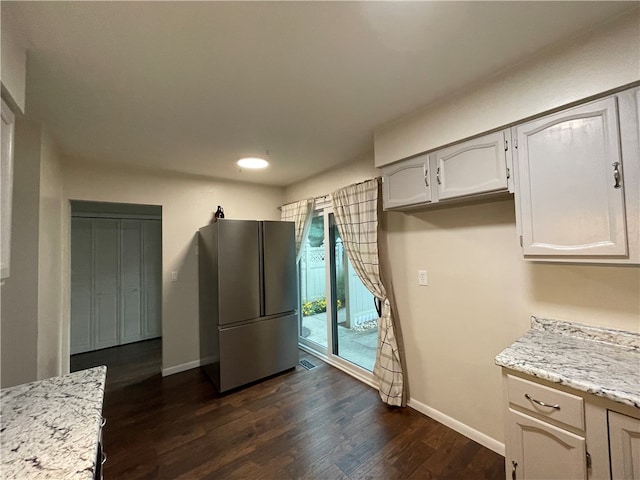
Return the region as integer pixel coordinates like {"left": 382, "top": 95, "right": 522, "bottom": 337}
{"left": 237, "top": 157, "right": 269, "bottom": 169}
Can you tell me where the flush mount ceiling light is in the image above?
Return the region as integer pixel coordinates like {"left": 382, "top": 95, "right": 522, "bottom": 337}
{"left": 237, "top": 157, "right": 269, "bottom": 169}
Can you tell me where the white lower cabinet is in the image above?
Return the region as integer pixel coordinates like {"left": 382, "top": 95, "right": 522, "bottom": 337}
{"left": 609, "top": 411, "right": 640, "bottom": 479}
{"left": 506, "top": 374, "right": 588, "bottom": 480}
{"left": 503, "top": 371, "right": 640, "bottom": 480}
{"left": 509, "top": 409, "right": 587, "bottom": 480}
{"left": 71, "top": 217, "right": 162, "bottom": 354}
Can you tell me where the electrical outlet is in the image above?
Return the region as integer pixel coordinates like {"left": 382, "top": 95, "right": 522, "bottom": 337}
{"left": 418, "top": 270, "right": 428, "bottom": 286}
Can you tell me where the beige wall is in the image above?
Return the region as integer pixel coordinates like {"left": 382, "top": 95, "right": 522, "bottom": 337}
{"left": 285, "top": 152, "right": 640, "bottom": 449}
{"left": 0, "top": 7, "right": 27, "bottom": 113}
{"left": 1, "top": 119, "right": 41, "bottom": 387}
{"left": 37, "top": 129, "right": 64, "bottom": 379}
{"left": 387, "top": 201, "right": 639, "bottom": 445}
{"left": 63, "top": 162, "right": 285, "bottom": 373}
{"left": 374, "top": 8, "right": 640, "bottom": 166}
{"left": 285, "top": 153, "right": 379, "bottom": 202}
{"left": 365, "top": 11, "right": 640, "bottom": 446}
{"left": 1, "top": 120, "right": 67, "bottom": 387}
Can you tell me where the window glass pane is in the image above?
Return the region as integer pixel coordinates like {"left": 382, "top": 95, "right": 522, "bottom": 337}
{"left": 299, "top": 214, "right": 328, "bottom": 350}
{"left": 333, "top": 215, "right": 378, "bottom": 371}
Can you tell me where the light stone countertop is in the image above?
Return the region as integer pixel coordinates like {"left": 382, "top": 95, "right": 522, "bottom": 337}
{"left": 0, "top": 366, "right": 107, "bottom": 479}
{"left": 495, "top": 317, "right": 640, "bottom": 409}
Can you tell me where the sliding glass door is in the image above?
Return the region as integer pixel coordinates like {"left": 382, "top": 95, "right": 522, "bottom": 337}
{"left": 330, "top": 214, "right": 378, "bottom": 372}
{"left": 298, "top": 205, "right": 378, "bottom": 373}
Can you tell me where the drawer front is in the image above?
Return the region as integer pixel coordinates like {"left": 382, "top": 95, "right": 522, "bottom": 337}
{"left": 507, "top": 374, "right": 585, "bottom": 430}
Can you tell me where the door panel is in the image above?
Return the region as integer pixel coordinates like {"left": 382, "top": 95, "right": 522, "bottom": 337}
{"left": 262, "top": 221, "right": 297, "bottom": 316}
{"left": 508, "top": 409, "right": 586, "bottom": 480}
{"left": 70, "top": 218, "right": 93, "bottom": 354}
{"left": 142, "top": 220, "right": 162, "bottom": 338}
{"left": 515, "top": 96, "right": 627, "bottom": 256}
{"left": 217, "top": 220, "right": 261, "bottom": 325}
{"left": 609, "top": 411, "right": 640, "bottom": 479}
{"left": 382, "top": 154, "right": 431, "bottom": 209}
{"left": 93, "top": 219, "right": 119, "bottom": 349}
{"left": 434, "top": 130, "right": 508, "bottom": 200}
{"left": 120, "top": 220, "right": 142, "bottom": 344}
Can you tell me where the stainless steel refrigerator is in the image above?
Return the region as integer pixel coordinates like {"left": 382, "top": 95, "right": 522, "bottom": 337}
{"left": 198, "top": 219, "right": 298, "bottom": 392}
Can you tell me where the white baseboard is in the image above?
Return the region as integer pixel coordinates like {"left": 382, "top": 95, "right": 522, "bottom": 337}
{"left": 408, "top": 397, "right": 505, "bottom": 456}
{"left": 162, "top": 359, "right": 201, "bottom": 377}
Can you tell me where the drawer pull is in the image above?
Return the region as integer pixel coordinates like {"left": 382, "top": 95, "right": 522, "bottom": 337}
{"left": 525, "top": 393, "right": 560, "bottom": 410}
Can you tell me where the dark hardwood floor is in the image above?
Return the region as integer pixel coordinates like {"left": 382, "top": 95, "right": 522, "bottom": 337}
{"left": 71, "top": 340, "right": 504, "bottom": 479}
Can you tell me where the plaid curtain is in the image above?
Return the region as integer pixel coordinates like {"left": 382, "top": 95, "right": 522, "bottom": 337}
{"left": 280, "top": 198, "right": 314, "bottom": 262}
{"left": 331, "top": 179, "right": 405, "bottom": 406}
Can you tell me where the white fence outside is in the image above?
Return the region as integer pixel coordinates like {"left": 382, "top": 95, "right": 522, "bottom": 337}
{"left": 300, "top": 239, "right": 378, "bottom": 328}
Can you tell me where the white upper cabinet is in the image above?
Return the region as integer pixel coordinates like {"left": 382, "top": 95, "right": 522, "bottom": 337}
{"left": 382, "top": 153, "right": 431, "bottom": 210}
{"left": 381, "top": 130, "right": 513, "bottom": 210}
{"left": 432, "top": 129, "right": 512, "bottom": 201}
{"left": 513, "top": 90, "right": 639, "bottom": 262}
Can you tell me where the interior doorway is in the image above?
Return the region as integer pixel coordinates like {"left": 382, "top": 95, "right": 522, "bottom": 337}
{"left": 69, "top": 201, "right": 162, "bottom": 377}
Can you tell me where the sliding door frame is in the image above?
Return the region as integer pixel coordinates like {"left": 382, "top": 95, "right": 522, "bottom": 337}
{"left": 297, "top": 200, "right": 377, "bottom": 389}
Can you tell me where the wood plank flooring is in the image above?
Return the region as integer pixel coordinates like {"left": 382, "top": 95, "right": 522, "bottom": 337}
{"left": 71, "top": 340, "right": 504, "bottom": 479}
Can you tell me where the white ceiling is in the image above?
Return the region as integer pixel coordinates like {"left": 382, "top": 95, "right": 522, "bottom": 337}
{"left": 3, "top": 1, "right": 635, "bottom": 186}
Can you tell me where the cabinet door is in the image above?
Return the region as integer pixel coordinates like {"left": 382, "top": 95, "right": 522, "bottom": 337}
{"left": 120, "top": 220, "right": 143, "bottom": 344}
{"left": 609, "top": 411, "right": 640, "bottom": 479}
{"left": 93, "top": 219, "right": 120, "bottom": 350}
{"left": 433, "top": 130, "right": 510, "bottom": 200}
{"left": 70, "top": 218, "right": 93, "bottom": 354}
{"left": 142, "top": 219, "right": 162, "bottom": 338}
{"left": 515, "top": 96, "right": 627, "bottom": 256}
{"left": 382, "top": 153, "right": 431, "bottom": 209}
{"left": 507, "top": 409, "right": 587, "bottom": 480}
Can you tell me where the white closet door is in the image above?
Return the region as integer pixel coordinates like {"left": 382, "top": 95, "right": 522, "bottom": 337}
{"left": 142, "top": 220, "right": 162, "bottom": 338}
{"left": 70, "top": 218, "right": 93, "bottom": 354}
{"left": 93, "top": 219, "right": 120, "bottom": 350}
{"left": 120, "top": 220, "right": 143, "bottom": 345}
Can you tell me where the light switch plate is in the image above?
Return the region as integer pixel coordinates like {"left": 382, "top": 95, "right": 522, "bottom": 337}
{"left": 418, "top": 270, "right": 428, "bottom": 286}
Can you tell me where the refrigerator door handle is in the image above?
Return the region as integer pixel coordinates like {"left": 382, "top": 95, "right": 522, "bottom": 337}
{"left": 258, "top": 222, "right": 265, "bottom": 317}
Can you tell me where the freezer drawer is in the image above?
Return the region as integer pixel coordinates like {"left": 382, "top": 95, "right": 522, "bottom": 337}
{"left": 218, "top": 313, "right": 298, "bottom": 392}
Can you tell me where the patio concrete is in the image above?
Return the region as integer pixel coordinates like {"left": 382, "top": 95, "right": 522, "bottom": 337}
{"left": 301, "top": 310, "right": 377, "bottom": 371}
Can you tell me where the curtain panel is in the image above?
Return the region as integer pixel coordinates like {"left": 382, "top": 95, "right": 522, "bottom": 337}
{"left": 280, "top": 198, "right": 314, "bottom": 262}
{"left": 331, "top": 179, "right": 405, "bottom": 406}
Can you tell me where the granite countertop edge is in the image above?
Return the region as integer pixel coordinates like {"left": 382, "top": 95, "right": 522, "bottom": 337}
{"left": 495, "top": 316, "right": 640, "bottom": 409}
{"left": 0, "top": 366, "right": 107, "bottom": 480}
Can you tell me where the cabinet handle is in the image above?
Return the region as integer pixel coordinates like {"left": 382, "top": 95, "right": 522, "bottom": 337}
{"left": 511, "top": 460, "right": 518, "bottom": 480}
{"left": 525, "top": 393, "right": 560, "bottom": 410}
{"left": 612, "top": 162, "right": 622, "bottom": 189}
{"left": 102, "top": 451, "right": 107, "bottom": 465}
{"left": 101, "top": 417, "right": 107, "bottom": 427}
{"left": 424, "top": 168, "right": 429, "bottom": 187}
{"left": 436, "top": 167, "right": 441, "bottom": 185}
